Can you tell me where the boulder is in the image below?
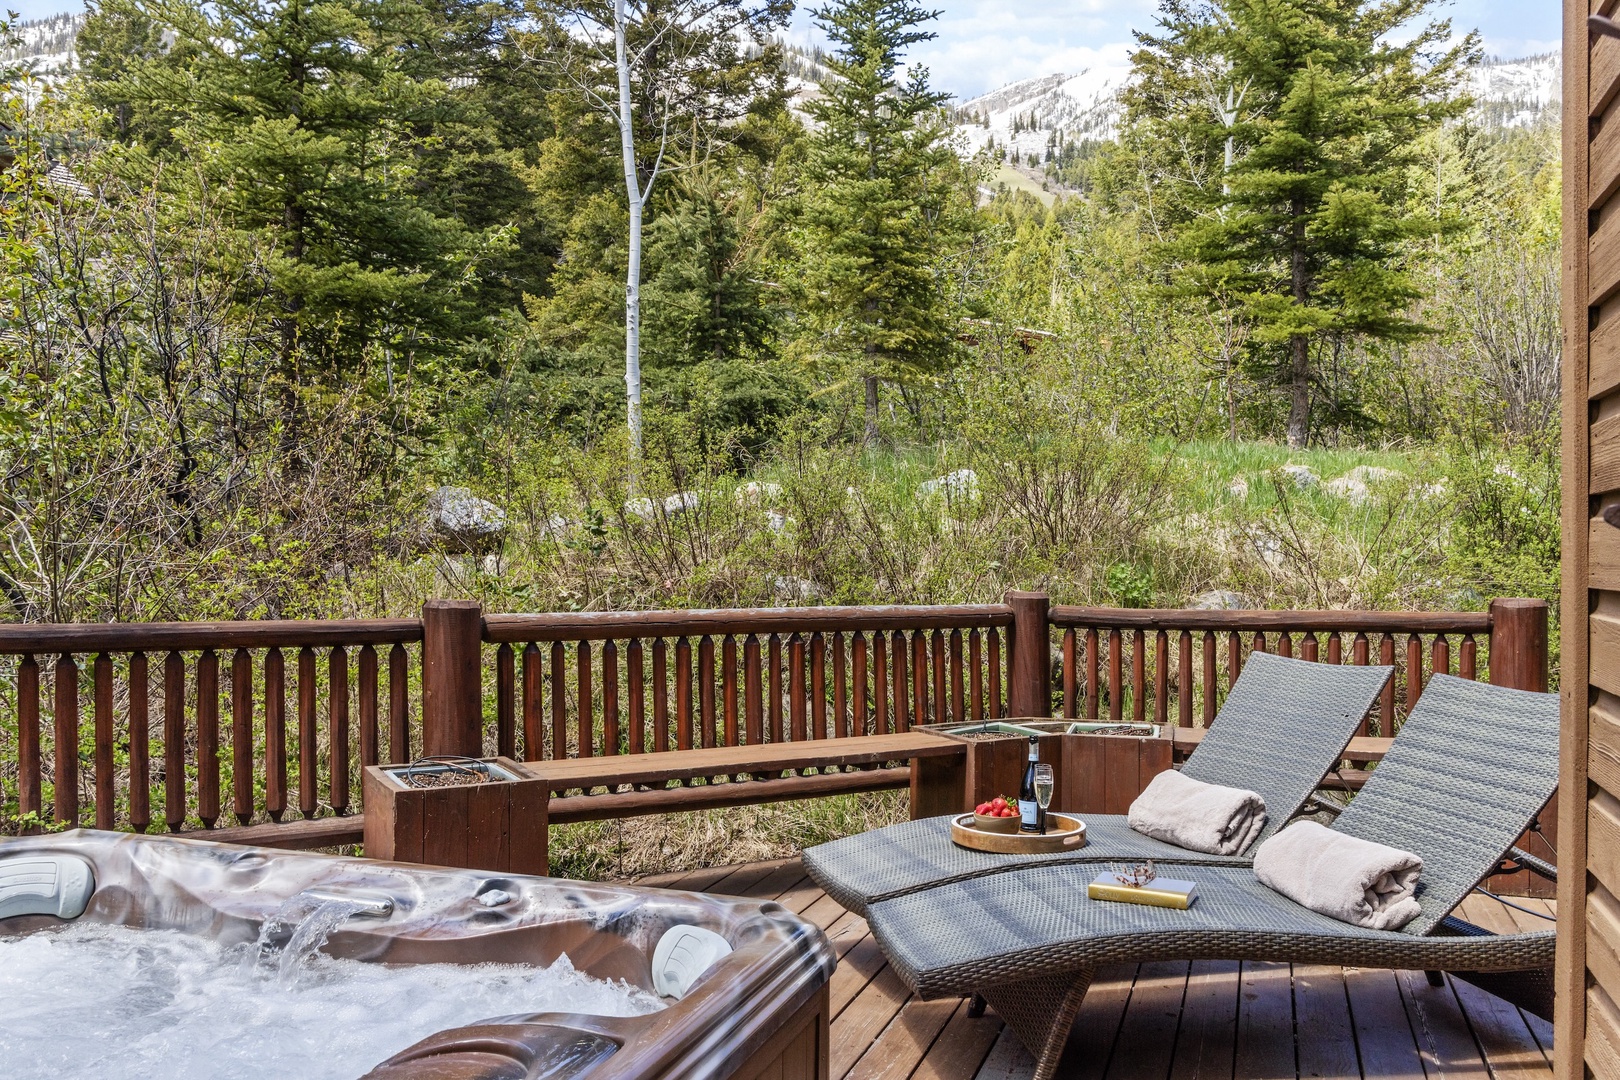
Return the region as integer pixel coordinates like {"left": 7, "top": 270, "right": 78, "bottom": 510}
{"left": 425, "top": 487, "right": 507, "bottom": 555}
{"left": 663, "top": 491, "right": 701, "bottom": 516}
{"left": 1278, "top": 463, "right": 1318, "bottom": 489}
{"left": 772, "top": 575, "right": 823, "bottom": 601}
{"left": 917, "top": 469, "right": 979, "bottom": 502}
{"left": 1227, "top": 476, "right": 1250, "bottom": 500}
{"left": 1191, "top": 590, "right": 1252, "bottom": 610}
{"left": 624, "top": 497, "right": 656, "bottom": 521}
{"left": 735, "top": 481, "right": 783, "bottom": 507}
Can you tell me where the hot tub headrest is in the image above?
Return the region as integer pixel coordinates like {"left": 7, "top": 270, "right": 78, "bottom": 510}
{"left": 0, "top": 854, "right": 95, "bottom": 921}
{"left": 651, "top": 924, "right": 732, "bottom": 1000}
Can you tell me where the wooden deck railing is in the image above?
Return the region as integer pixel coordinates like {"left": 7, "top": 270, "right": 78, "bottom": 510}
{"left": 0, "top": 594, "right": 1548, "bottom": 842}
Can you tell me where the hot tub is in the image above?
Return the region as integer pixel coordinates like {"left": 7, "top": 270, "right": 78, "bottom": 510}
{"left": 0, "top": 831, "right": 834, "bottom": 1080}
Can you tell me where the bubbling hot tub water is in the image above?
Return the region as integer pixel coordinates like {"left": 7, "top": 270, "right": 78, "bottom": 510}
{"left": 0, "top": 907, "right": 664, "bottom": 1080}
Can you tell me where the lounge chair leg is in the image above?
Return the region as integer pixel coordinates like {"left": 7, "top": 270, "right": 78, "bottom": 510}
{"left": 967, "top": 992, "right": 986, "bottom": 1018}
{"left": 1425, "top": 970, "right": 1445, "bottom": 987}
{"left": 979, "top": 968, "right": 1095, "bottom": 1080}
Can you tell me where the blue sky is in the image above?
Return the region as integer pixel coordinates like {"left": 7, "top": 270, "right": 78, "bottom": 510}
{"left": 12, "top": 0, "right": 1561, "bottom": 101}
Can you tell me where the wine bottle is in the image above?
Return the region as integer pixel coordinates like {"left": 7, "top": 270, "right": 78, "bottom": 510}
{"left": 1018, "top": 735, "right": 1041, "bottom": 833}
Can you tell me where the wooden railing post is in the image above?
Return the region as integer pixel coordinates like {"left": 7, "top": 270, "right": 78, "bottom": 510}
{"left": 1488, "top": 598, "right": 1549, "bottom": 692}
{"left": 1006, "top": 591, "right": 1050, "bottom": 718}
{"left": 422, "top": 599, "right": 484, "bottom": 757}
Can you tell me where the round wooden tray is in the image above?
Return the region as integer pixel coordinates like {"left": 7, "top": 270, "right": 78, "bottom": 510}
{"left": 950, "top": 812, "right": 1087, "bottom": 853}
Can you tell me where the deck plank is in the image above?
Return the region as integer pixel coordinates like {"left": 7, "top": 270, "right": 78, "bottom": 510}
{"left": 1054, "top": 964, "right": 1137, "bottom": 1080}
{"left": 914, "top": 999, "right": 1004, "bottom": 1080}
{"left": 831, "top": 933, "right": 890, "bottom": 1017}
{"left": 833, "top": 965, "right": 914, "bottom": 1079}
{"left": 1342, "top": 968, "right": 1426, "bottom": 1079}
{"left": 973, "top": 1027, "right": 1037, "bottom": 1080}
{"left": 1168, "top": 959, "right": 1239, "bottom": 1080}
{"left": 846, "top": 995, "right": 961, "bottom": 1080}
{"left": 1395, "top": 968, "right": 1490, "bottom": 1078}
{"left": 1292, "top": 965, "right": 1359, "bottom": 1080}
{"left": 1447, "top": 976, "right": 1552, "bottom": 1078}
{"left": 1107, "top": 961, "right": 1191, "bottom": 1080}
{"left": 1232, "top": 962, "right": 1295, "bottom": 1080}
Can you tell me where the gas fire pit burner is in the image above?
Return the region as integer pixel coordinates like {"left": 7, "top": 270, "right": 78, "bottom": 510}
{"left": 400, "top": 756, "right": 496, "bottom": 788}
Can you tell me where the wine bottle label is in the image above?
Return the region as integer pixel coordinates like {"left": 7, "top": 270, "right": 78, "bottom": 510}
{"left": 1019, "top": 800, "right": 1039, "bottom": 827}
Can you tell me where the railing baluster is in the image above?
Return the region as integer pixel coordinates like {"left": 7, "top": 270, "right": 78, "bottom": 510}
{"left": 297, "top": 647, "right": 317, "bottom": 818}
{"left": 358, "top": 645, "right": 378, "bottom": 775}
{"left": 129, "top": 652, "right": 150, "bottom": 831}
{"left": 988, "top": 627, "right": 1002, "bottom": 719}
{"left": 388, "top": 644, "right": 408, "bottom": 764}
{"left": 197, "top": 650, "right": 218, "bottom": 828}
{"left": 1461, "top": 634, "right": 1477, "bottom": 680}
{"left": 763, "top": 634, "right": 780, "bottom": 743}
{"left": 698, "top": 636, "right": 715, "bottom": 750}
{"left": 892, "top": 630, "right": 909, "bottom": 732}
{"left": 603, "top": 640, "right": 619, "bottom": 756}
{"left": 328, "top": 647, "right": 348, "bottom": 816}
{"left": 578, "top": 640, "right": 595, "bottom": 758}
{"left": 1201, "top": 631, "right": 1216, "bottom": 725}
{"left": 1177, "top": 631, "right": 1192, "bottom": 727}
{"left": 722, "top": 636, "right": 738, "bottom": 746}
{"left": 789, "top": 633, "right": 807, "bottom": 742}
{"left": 55, "top": 653, "right": 80, "bottom": 828}
{"left": 869, "top": 632, "right": 886, "bottom": 733}
{"left": 949, "top": 629, "right": 965, "bottom": 723}
{"left": 1252, "top": 631, "right": 1267, "bottom": 655}
{"left": 18, "top": 654, "right": 39, "bottom": 827}
{"left": 812, "top": 632, "right": 827, "bottom": 739}
{"left": 551, "top": 641, "right": 567, "bottom": 758}
{"left": 1277, "top": 631, "right": 1292, "bottom": 659}
{"left": 1301, "top": 632, "right": 1319, "bottom": 662}
{"left": 1431, "top": 635, "right": 1451, "bottom": 679}
{"left": 1084, "top": 628, "right": 1099, "bottom": 720}
{"left": 1107, "top": 628, "right": 1123, "bottom": 724}
{"left": 1228, "top": 632, "right": 1243, "bottom": 684}
{"left": 1406, "top": 633, "right": 1425, "bottom": 718}
{"left": 523, "top": 643, "right": 543, "bottom": 760}
{"left": 653, "top": 638, "right": 669, "bottom": 752}
{"left": 968, "top": 629, "right": 982, "bottom": 723}
{"left": 912, "top": 631, "right": 928, "bottom": 728}
{"left": 232, "top": 648, "right": 253, "bottom": 824}
{"left": 856, "top": 633, "right": 872, "bottom": 733}
{"left": 834, "top": 634, "right": 850, "bottom": 738}
{"left": 931, "top": 629, "right": 946, "bottom": 726}
{"left": 94, "top": 653, "right": 114, "bottom": 829}
{"left": 263, "top": 648, "right": 284, "bottom": 822}
{"left": 1062, "top": 628, "right": 1077, "bottom": 719}
{"left": 496, "top": 643, "right": 515, "bottom": 759}
{"left": 1154, "top": 630, "right": 1168, "bottom": 726}
{"left": 1327, "top": 631, "right": 1343, "bottom": 664}
{"left": 1378, "top": 634, "right": 1395, "bottom": 737}
{"left": 1350, "top": 633, "right": 1370, "bottom": 738}
{"left": 168, "top": 650, "right": 190, "bottom": 830}
{"left": 1131, "top": 629, "right": 1146, "bottom": 724}
{"left": 675, "top": 637, "right": 693, "bottom": 751}
{"left": 744, "top": 634, "right": 762, "bottom": 744}
{"left": 629, "top": 638, "right": 647, "bottom": 754}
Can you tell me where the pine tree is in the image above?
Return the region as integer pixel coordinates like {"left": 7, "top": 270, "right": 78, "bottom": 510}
{"left": 1121, "top": 0, "right": 1476, "bottom": 447}
{"left": 794, "top": 0, "right": 970, "bottom": 443}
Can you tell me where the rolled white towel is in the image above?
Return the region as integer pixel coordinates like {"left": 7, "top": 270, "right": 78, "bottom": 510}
{"left": 1252, "top": 820, "right": 1423, "bottom": 931}
{"left": 1126, "top": 769, "right": 1267, "bottom": 856}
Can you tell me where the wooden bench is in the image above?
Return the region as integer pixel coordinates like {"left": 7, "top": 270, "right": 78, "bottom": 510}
{"left": 534, "top": 730, "right": 968, "bottom": 824}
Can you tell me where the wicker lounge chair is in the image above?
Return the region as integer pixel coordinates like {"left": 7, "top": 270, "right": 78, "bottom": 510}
{"left": 862, "top": 674, "right": 1559, "bottom": 1080}
{"left": 804, "top": 652, "right": 1393, "bottom": 915}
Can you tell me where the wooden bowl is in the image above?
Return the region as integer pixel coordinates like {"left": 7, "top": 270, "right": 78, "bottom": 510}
{"left": 972, "top": 812, "right": 1020, "bottom": 834}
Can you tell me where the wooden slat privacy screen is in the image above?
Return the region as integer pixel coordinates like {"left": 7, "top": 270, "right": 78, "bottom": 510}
{"left": 1562, "top": 4, "right": 1620, "bottom": 1074}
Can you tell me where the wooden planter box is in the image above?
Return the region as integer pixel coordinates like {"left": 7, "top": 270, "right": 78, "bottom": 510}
{"left": 918, "top": 721, "right": 1175, "bottom": 816}
{"left": 362, "top": 757, "right": 549, "bottom": 875}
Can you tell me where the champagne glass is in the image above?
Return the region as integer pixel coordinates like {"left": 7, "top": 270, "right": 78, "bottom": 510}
{"left": 1033, "top": 763, "right": 1055, "bottom": 832}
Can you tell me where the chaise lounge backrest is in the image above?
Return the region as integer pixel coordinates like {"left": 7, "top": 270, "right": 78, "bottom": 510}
{"left": 1329, "top": 674, "right": 1560, "bottom": 935}
{"left": 1180, "top": 651, "right": 1393, "bottom": 846}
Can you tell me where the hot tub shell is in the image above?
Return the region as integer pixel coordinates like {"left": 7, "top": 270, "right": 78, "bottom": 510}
{"left": 0, "top": 831, "right": 834, "bottom": 1079}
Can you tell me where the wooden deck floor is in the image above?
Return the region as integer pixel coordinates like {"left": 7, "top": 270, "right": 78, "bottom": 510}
{"left": 639, "top": 857, "right": 1555, "bottom": 1080}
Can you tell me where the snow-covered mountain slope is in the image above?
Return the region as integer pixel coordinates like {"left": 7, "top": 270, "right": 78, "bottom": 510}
{"left": 951, "top": 66, "right": 1126, "bottom": 161}
{"left": 1467, "top": 51, "right": 1560, "bottom": 128}
{"left": 1, "top": 13, "right": 83, "bottom": 76}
